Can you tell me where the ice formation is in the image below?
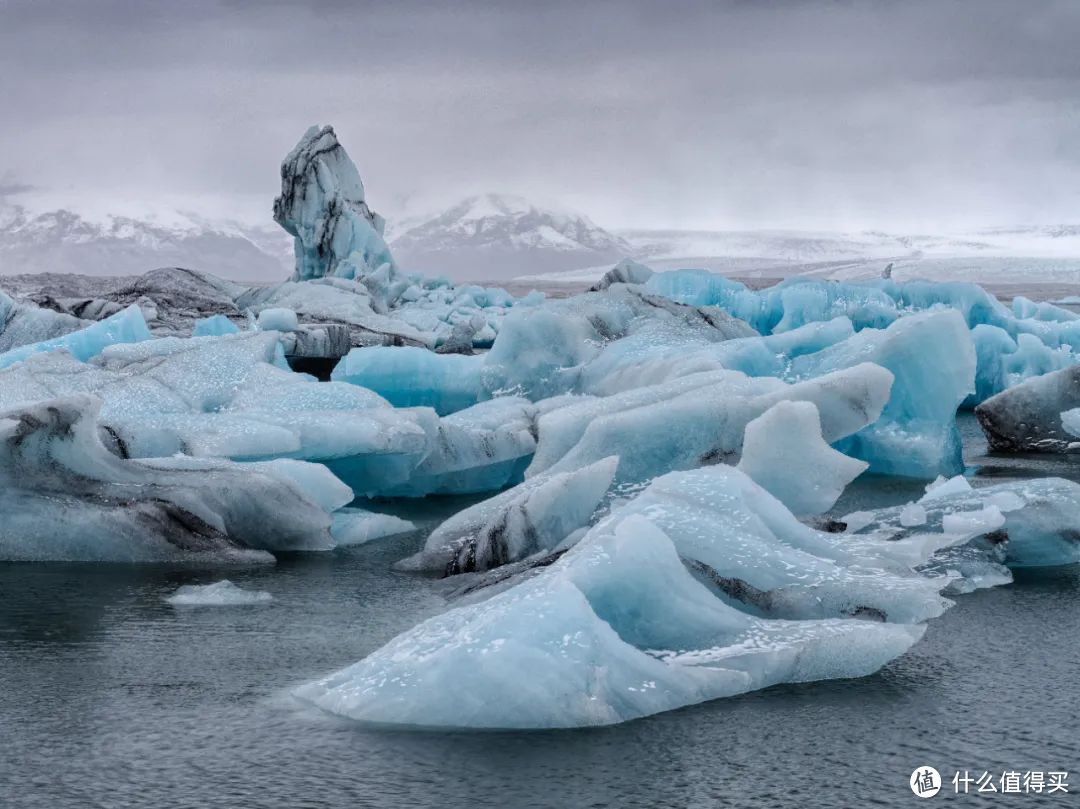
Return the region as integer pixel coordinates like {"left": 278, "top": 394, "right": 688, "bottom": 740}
{"left": 257, "top": 307, "right": 300, "bottom": 332}
{"left": 166, "top": 580, "right": 273, "bottom": 606}
{"left": 0, "top": 289, "right": 84, "bottom": 351}
{"left": 976, "top": 365, "right": 1080, "bottom": 452}
{"left": 0, "top": 303, "right": 150, "bottom": 369}
{"left": 402, "top": 457, "right": 619, "bottom": 573}
{"left": 296, "top": 467, "right": 934, "bottom": 730}
{"left": 846, "top": 475, "right": 1080, "bottom": 570}
{"left": 0, "top": 395, "right": 350, "bottom": 562}
{"left": 332, "top": 346, "right": 485, "bottom": 415}
{"left": 524, "top": 364, "right": 893, "bottom": 487}
{"left": 736, "top": 401, "right": 868, "bottom": 515}
{"left": 331, "top": 508, "right": 415, "bottom": 547}
{"left": 644, "top": 271, "right": 1080, "bottom": 405}
{"left": 10, "top": 121, "right": 1080, "bottom": 729}
{"left": 274, "top": 125, "right": 398, "bottom": 285}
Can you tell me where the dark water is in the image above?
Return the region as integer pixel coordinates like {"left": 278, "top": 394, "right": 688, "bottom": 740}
{"left": 2, "top": 415, "right": 1079, "bottom": 808}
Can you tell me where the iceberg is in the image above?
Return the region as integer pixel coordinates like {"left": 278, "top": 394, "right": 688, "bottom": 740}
{"left": 192, "top": 314, "right": 240, "bottom": 337}
{"left": 790, "top": 310, "right": 976, "bottom": 478}
{"left": 736, "top": 400, "right": 868, "bottom": 515}
{"left": 401, "top": 456, "right": 618, "bottom": 573}
{"left": 846, "top": 476, "right": 1080, "bottom": 570}
{"left": 166, "top": 580, "right": 273, "bottom": 606}
{"left": 643, "top": 271, "right": 1080, "bottom": 405}
{"left": 976, "top": 365, "right": 1080, "bottom": 452}
{"left": 0, "top": 395, "right": 350, "bottom": 562}
{"left": 0, "top": 303, "right": 151, "bottom": 369}
{"left": 332, "top": 346, "right": 485, "bottom": 415}
{"left": 274, "top": 124, "right": 398, "bottom": 286}
{"left": 256, "top": 307, "right": 300, "bottom": 332}
{"left": 0, "top": 289, "right": 85, "bottom": 352}
{"left": 526, "top": 364, "right": 893, "bottom": 488}
{"left": 296, "top": 487, "right": 928, "bottom": 729}
{"left": 590, "top": 258, "right": 654, "bottom": 291}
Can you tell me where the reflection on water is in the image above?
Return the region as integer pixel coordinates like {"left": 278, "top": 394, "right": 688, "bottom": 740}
{"left": 1, "top": 412, "right": 1078, "bottom": 808}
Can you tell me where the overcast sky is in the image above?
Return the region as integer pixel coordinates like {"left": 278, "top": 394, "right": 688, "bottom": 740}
{"left": 1, "top": 0, "right": 1078, "bottom": 232}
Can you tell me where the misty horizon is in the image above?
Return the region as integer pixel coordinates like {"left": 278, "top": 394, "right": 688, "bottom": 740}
{"left": 2, "top": 0, "right": 1079, "bottom": 235}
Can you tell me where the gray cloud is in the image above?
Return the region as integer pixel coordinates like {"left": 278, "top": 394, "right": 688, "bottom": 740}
{"left": 1, "top": 0, "right": 1078, "bottom": 230}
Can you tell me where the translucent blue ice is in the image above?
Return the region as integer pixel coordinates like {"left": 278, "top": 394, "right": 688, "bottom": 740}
{"left": 295, "top": 466, "right": 932, "bottom": 729}
{"left": 331, "top": 346, "right": 485, "bottom": 415}
{"left": 0, "top": 304, "right": 151, "bottom": 370}
{"left": 192, "top": 314, "right": 240, "bottom": 337}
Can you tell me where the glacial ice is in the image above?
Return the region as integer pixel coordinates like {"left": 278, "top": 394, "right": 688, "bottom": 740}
{"left": 166, "top": 580, "right": 273, "bottom": 606}
{"left": 401, "top": 456, "right": 619, "bottom": 573}
{"left": 13, "top": 120, "right": 1080, "bottom": 729}
{"left": 789, "top": 310, "right": 976, "bottom": 477}
{"left": 847, "top": 476, "right": 1080, "bottom": 569}
{"left": 296, "top": 473, "right": 930, "bottom": 729}
{"left": 0, "top": 395, "right": 347, "bottom": 562}
{"left": 0, "top": 303, "right": 151, "bottom": 369}
{"left": 274, "top": 125, "right": 398, "bottom": 286}
{"left": 736, "top": 400, "right": 868, "bottom": 515}
{"left": 192, "top": 314, "right": 240, "bottom": 337}
{"left": 644, "top": 270, "right": 1080, "bottom": 405}
{"left": 0, "top": 289, "right": 85, "bottom": 352}
{"left": 976, "top": 364, "right": 1080, "bottom": 452}
{"left": 332, "top": 346, "right": 485, "bottom": 415}
{"left": 525, "top": 364, "right": 893, "bottom": 487}
{"left": 257, "top": 307, "right": 300, "bottom": 332}
{"left": 331, "top": 508, "right": 415, "bottom": 547}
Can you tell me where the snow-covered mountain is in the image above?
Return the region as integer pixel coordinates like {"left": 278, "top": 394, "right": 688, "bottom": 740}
{"left": 388, "top": 193, "right": 632, "bottom": 280}
{"left": 7, "top": 189, "right": 1080, "bottom": 287}
{"left": 516, "top": 225, "right": 1080, "bottom": 286}
{"left": 0, "top": 203, "right": 293, "bottom": 282}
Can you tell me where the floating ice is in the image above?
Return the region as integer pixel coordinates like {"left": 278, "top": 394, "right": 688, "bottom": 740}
{"left": 257, "top": 307, "right": 299, "bottom": 332}
{"left": 644, "top": 271, "right": 1080, "bottom": 405}
{"left": 331, "top": 508, "right": 415, "bottom": 547}
{"left": 0, "top": 290, "right": 84, "bottom": 352}
{"left": 274, "top": 125, "right": 398, "bottom": 286}
{"left": 977, "top": 365, "right": 1080, "bottom": 452}
{"left": 192, "top": 314, "right": 240, "bottom": 337}
{"left": 332, "top": 346, "right": 485, "bottom": 415}
{"left": 166, "top": 580, "right": 273, "bottom": 606}
{"left": 790, "top": 310, "right": 976, "bottom": 478}
{"left": 0, "top": 395, "right": 345, "bottom": 562}
{"left": 526, "top": 364, "right": 892, "bottom": 489}
{"left": 0, "top": 303, "right": 150, "bottom": 369}
{"left": 401, "top": 456, "right": 618, "bottom": 573}
{"left": 736, "top": 400, "right": 868, "bottom": 515}
{"left": 297, "top": 482, "right": 928, "bottom": 729}
{"left": 848, "top": 477, "right": 1080, "bottom": 569}
{"left": 590, "top": 258, "right": 654, "bottom": 290}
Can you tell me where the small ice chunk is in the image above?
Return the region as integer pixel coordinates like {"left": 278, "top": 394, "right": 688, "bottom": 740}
{"left": 257, "top": 307, "right": 299, "bottom": 332}
{"left": 920, "top": 475, "right": 973, "bottom": 502}
{"left": 941, "top": 505, "right": 1005, "bottom": 536}
{"left": 193, "top": 314, "right": 240, "bottom": 337}
{"left": 331, "top": 508, "right": 415, "bottom": 547}
{"left": 840, "top": 511, "right": 875, "bottom": 533}
{"left": 899, "top": 503, "right": 927, "bottom": 527}
{"left": 985, "top": 490, "right": 1025, "bottom": 513}
{"left": 166, "top": 580, "right": 272, "bottom": 606}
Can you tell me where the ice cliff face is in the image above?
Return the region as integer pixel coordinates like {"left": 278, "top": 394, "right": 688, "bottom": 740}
{"left": 274, "top": 125, "right": 398, "bottom": 284}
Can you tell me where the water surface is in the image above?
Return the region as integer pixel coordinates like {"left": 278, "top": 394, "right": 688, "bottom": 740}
{"left": 1, "top": 414, "right": 1078, "bottom": 807}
